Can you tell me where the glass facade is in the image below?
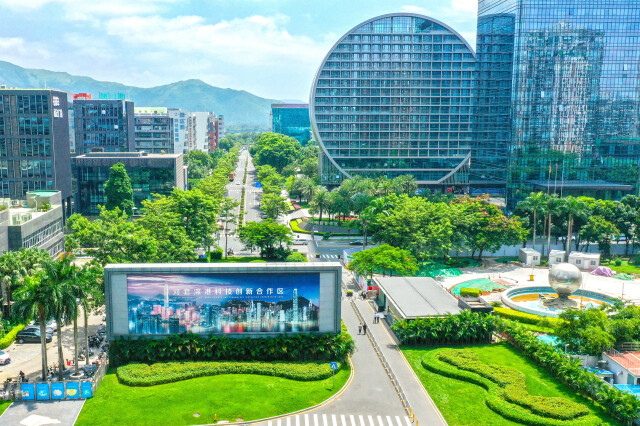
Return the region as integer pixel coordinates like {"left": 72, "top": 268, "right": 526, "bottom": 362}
{"left": 134, "top": 114, "right": 174, "bottom": 154}
{"left": 310, "top": 14, "right": 476, "bottom": 186}
{"left": 477, "top": 0, "right": 640, "bottom": 206}
{"left": 271, "top": 104, "right": 311, "bottom": 144}
{"left": 74, "top": 100, "right": 135, "bottom": 154}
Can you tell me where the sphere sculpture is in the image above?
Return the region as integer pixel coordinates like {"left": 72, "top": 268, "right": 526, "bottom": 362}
{"left": 548, "top": 263, "right": 582, "bottom": 297}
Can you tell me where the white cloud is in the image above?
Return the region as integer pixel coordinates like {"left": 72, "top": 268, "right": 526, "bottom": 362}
{"left": 400, "top": 5, "right": 432, "bottom": 16}
{"left": 0, "top": 37, "right": 51, "bottom": 61}
{"left": 0, "top": 0, "right": 180, "bottom": 17}
{"left": 451, "top": 0, "right": 477, "bottom": 13}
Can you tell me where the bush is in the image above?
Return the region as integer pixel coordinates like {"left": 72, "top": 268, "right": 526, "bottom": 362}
{"left": 460, "top": 288, "right": 482, "bottom": 297}
{"left": 422, "top": 349, "right": 597, "bottom": 425}
{"left": 110, "top": 322, "right": 354, "bottom": 367}
{"left": 207, "top": 249, "right": 223, "bottom": 261}
{"left": 0, "top": 324, "right": 26, "bottom": 349}
{"left": 497, "top": 320, "right": 640, "bottom": 424}
{"left": 117, "top": 360, "right": 340, "bottom": 386}
{"left": 286, "top": 253, "right": 307, "bottom": 262}
{"left": 493, "top": 307, "right": 562, "bottom": 327}
{"left": 392, "top": 311, "right": 496, "bottom": 345}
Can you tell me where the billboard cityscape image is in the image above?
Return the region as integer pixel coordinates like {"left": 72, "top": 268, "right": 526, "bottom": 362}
{"left": 127, "top": 273, "right": 320, "bottom": 334}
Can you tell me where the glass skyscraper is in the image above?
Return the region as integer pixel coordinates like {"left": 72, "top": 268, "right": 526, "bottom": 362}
{"left": 271, "top": 104, "right": 311, "bottom": 145}
{"left": 310, "top": 13, "right": 476, "bottom": 187}
{"left": 477, "top": 0, "right": 640, "bottom": 206}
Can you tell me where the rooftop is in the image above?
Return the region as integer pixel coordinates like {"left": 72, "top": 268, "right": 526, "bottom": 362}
{"left": 75, "top": 152, "right": 182, "bottom": 159}
{"left": 374, "top": 276, "right": 461, "bottom": 318}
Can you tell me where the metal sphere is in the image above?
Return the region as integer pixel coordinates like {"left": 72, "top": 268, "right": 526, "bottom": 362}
{"left": 548, "top": 263, "right": 582, "bottom": 296}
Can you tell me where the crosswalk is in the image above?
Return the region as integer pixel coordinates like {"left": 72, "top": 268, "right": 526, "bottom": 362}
{"left": 321, "top": 254, "right": 341, "bottom": 259}
{"left": 262, "top": 414, "right": 412, "bottom": 426}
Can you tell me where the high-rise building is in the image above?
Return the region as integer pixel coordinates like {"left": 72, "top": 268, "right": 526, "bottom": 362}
{"left": 74, "top": 98, "right": 135, "bottom": 154}
{"left": 189, "top": 112, "right": 222, "bottom": 153}
{"left": 168, "top": 108, "right": 188, "bottom": 154}
{"left": 134, "top": 107, "right": 174, "bottom": 154}
{"left": 476, "top": 0, "right": 640, "bottom": 206}
{"left": 73, "top": 152, "right": 187, "bottom": 215}
{"left": 310, "top": 13, "right": 476, "bottom": 188}
{"left": 0, "top": 89, "right": 73, "bottom": 216}
{"left": 271, "top": 104, "right": 311, "bottom": 145}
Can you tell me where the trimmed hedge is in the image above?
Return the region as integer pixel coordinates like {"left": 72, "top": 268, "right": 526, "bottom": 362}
{"left": 110, "top": 322, "right": 354, "bottom": 367}
{"left": 392, "top": 311, "right": 496, "bottom": 346}
{"left": 460, "top": 288, "right": 482, "bottom": 297}
{"left": 289, "top": 219, "right": 356, "bottom": 236}
{"left": 493, "top": 307, "right": 562, "bottom": 327}
{"left": 0, "top": 324, "right": 25, "bottom": 349}
{"left": 422, "top": 349, "right": 599, "bottom": 426}
{"left": 117, "top": 360, "right": 341, "bottom": 386}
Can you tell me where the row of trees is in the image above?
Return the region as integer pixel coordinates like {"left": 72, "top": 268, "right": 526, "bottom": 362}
{"left": 0, "top": 250, "right": 103, "bottom": 381}
{"left": 515, "top": 193, "right": 640, "bottom": 257}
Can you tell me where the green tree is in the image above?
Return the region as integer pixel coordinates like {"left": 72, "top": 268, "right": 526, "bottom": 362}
{"left": 251, "top": 133, "right": 302, "bottom": 173}
{"left": 466, "top": 202, "right": 527, "bottom": 259}
{"left": 517, "top": 192, "right": 548, "bottom": 252}
{"left": 238, "top": 221, "right": 293, "bottom": 260}
{"left": 137, "top": 201, "right": 198, "bottom": 262}
{"left": 310, "top": 187, "right": 330, "bottom": 223}
{"left": 392, "top": 175, "right": 418, "bottom": 195}
{"left": 555, "top": 308, "right": 615, "bottom": 355}
{"left": 103, "top": 162, "right": 134, "bottom": 216}
{"left": 0, "top": 248, "right": 49, "bottom": 316}
{"left": 72, "top": 264, "right": 103, "bottom": 371}
{"left": 218, "top": 198, "right": 240, "bottom": 259}
{"left": 347, "top": 245, "right": 418, "bottom": 278}
{"left": 285, "top": 253, "right": 307, "bottom": 262}
{"left": 185, "top": 151, "right": 213, "bottom": 181}
{"left": 579, "top": 215, "right": 619, "bottom": 257}
{"left": 558, "top": 196, "right": 588, "bottom": 255}
{"left": 260, "top": 193, "right": 288, "bottom": 220}
{"left": 13, "top": 275, "right": 56, "bottom": 380}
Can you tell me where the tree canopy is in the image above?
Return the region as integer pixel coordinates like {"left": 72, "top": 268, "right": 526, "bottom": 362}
{"left": 238, "top": 221, "right": 293, "bottom": 260}
{"left": 103, "top": 162, "right": 134, "bottom": 216}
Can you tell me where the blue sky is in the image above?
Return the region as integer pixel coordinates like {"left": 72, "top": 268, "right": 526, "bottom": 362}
{"left": 0, "top": 0, "right": 477, "bottom": 100}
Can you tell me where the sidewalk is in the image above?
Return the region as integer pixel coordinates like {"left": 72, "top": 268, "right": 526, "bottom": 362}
{"left": 344, "top": 275, "right": 447, "bottom": 425}
{"left": 0, "top": 400, "right": 84, "bottom": 426}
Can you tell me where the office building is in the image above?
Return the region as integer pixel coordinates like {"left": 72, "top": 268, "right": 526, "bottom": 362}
{"left": 271, "top": 104, "right": 311, "bottom": 144}
{"left": 73, "top": 152, "right": 187, "bottom": 216}
{"left": 168, "top": 108, "right": 188, "bottom": 154}
{"left": 1, "top": 191, "right": 65, "bottom": 256}
{"left": 134, "top": 107, "right": 174, "bottom": 154}
{"left": 0, "top": 89, "right": 73, "bottom": 216}
{"left": 476, "top": 0, "right": 640, "bottom": 206}
{"left": 74, "top": 98, "right": 135, "bottom": 154}
{"left": 310, "top": 13, "right": 476, "bottom": 187}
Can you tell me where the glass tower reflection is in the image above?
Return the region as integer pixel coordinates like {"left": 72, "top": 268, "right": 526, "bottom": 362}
{"left": 476, "top": 0, "right": 640, "bottom": 207}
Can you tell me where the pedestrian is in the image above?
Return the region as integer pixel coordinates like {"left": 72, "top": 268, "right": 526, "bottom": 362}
{"left": 373, "top": 313, "right": 378, "bottom": 323}
{"left": 358, "top": 324, "right": 363, "bottom": 335}
{"left": 18, "top": 371, "right": 25, "bottom": 382}
{"left": 362, "top": 323, "right": 368, "bottom": 334}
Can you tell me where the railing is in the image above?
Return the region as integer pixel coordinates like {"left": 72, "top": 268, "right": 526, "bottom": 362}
{"left": 605, "top": 348, "right": 640, "bottom": 374}
{"left": 620, "top": 342, "right": 640, "bottom": 352}
{"left": 91, "top": 358, "right": 108, "bottom": 393}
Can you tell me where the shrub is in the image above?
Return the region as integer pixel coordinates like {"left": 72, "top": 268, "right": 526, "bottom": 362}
{"left": 110, "top": 321, "right": 354, "bottom": 367}
{"left": 422, "top": 348, "right": 597, "bottom": 425}
{"left": 459, "top": 288, "right": 482, "bottom": 297}
{"left": 0, "top": 324, "right": 26, "bottom": 349}
{"left": 286, "top": 253, "right": 307, "bottom": 262}
{"left": 497, "top": 320, "right": 640, "bottom": 424}
{"left": 207, "top": 249, "right": 223, "bottom": 260}
{"left": 392, "top": 311, "right": 496, "bottom": 345}
{"left": 117, "top": 360, "right": 340, "bottom": 386}
{"left": 493, "top": 307, "right": 562, "bottom": 327}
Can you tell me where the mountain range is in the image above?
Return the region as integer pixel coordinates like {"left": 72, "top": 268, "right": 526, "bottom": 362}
{"left": 0, "top": 61, "right": 279, "bottom": 127}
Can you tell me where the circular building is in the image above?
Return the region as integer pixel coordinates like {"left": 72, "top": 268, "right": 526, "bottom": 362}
{"left": 310, "top": 13, "right": 476, "bottom": 188}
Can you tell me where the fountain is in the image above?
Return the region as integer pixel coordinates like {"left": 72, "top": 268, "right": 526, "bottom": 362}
{"left": 501, "top": 263, "right": 617, "bottom": 317}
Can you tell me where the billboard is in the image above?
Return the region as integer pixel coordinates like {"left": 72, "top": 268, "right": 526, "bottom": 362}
{"left": 127, "top": 273, "right": 320, "bottom": 335}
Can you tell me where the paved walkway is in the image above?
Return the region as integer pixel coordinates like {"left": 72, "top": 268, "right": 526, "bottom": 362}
{"left": 0, "top": 400, "right": 84, "bottom": 426}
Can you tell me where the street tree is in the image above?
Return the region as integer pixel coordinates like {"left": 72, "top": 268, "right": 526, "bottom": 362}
{"left": 579, "top": 215, "right": 619, "bottom": 257}
{"left": 103, "top": 162, "right": 134, "bottom": 216}
{"left": 0, "top": 248, "right": 49, "bottom": 316}
{"left": 310, "top": 187, "right": 330, "bottom": 223}
{"left": 238, "top": 221, "right": 293, "bottom": 260}
{"left": 260, "top": 193, "right": 288, "bottom": 220}
{"left": 517, "top": 192, "right": 547, "bottom": 252}
{"left": 347, "top": 245, "right": 418, "bottom": 279}
{"left": 218, "top": 197, "right": 240, "bottom": 258}
{"left": 558, "top": 196, "right": 588, "bottom": 255}
{"left": 251, "top": 133, "right": 302, "bottom": 173}
{"left": 466, "top": 202, "right": 527, "bottom": 259}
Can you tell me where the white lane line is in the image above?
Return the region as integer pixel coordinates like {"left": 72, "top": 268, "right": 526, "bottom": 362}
{"left": 305, "top": 414, "right": 309, "bottom": 426}
{"left": 287, "top": 417, "right": 291, "bottom": 426}
{"left": 386, "top": 416, "right": 393, "bottom": 426}
{"left": 358, "top": 415, "right": 365, "bottom": 426}
{"left": 341, "top": 415, "right": 346, "bottom": 426}
{"left": 403, "top": 417, "right": 412, "bottom": 426}
{"left": 277, "top": 420, "right": 281, "bottom": 426}
{"left": 350, "top": 415, "right": 356, "bottom": 426}
{"left": 368, "top": 415, "right": 374, "bottom": 426}
{"left": 314, "top": 414, "right": 319, "bottom": 426}
{"left": 377, "top": 416, "right": 384, "bottom": 426}
{"left": 268, "top": 422, "right": 272, "bottom": 426}
{"left": 395, "top": 417, "right": 403, "bottom": 426}
{"left": 323, "top": 414, "right": 328, "bottom": 426}
{"left": 296, "top": 415, "right": 300, "bottom": 426}
{"left": 332, "top": 414, "right": 337, "bottom": 426}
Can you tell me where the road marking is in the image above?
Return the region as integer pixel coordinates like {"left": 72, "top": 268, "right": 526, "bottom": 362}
{"left": 359, "top": 415, "right": 365, "bottom": 426}
{"left": 305, "top": 414, "right": 309, "bottom": 426}
{"left": 386, "top": 416, "right": 393, "bottom": 426}
{"left": 350, "top": 415, "right": 356, "bottom": 426}
{"left": 332, "top": 414, "right": 337, "bottom": 426}
{"left": 287, "top": 417, "right": 291, "bottom": 426}
{"left": 368, "top": 415, "right": 374, "bottom": 426}
{"left": 403, "top": 417, "right": 412, "bottom": 426}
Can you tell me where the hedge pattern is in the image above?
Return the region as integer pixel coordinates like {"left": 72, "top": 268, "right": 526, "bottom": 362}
{"left": 460, "top": 288, "right": 482, "bottom": 297}
{"left": 422, "top": 349, "right": 599, "bottom": 426}
{"left": 117, "top": 360, "right": 341, "bottom": 386}
{"left": 0, "top": 324, "right": 25, "bottom": 349}
{"left": 497, "top": 321, "right": 640, "bottom": 424}
{"left": 493, "top": 307, "right": 562, "bottom": 327}
{"left": 109, "top": 323, "right": 354, "bottom": 367}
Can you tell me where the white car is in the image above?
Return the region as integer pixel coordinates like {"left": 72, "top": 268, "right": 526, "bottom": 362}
{"left": 0, "top": 350, "right": 10, "bottom": 365}
{"left": 293, "top": 239, "right": 309, "bottom": 245}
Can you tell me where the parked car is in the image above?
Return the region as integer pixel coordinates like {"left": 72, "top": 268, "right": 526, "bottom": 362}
{"left": 292, "top": 239, "right": 308, "bottom": 245}
{"left": 349, "top": 240, "right": 364, "bottom": 246}
{"left": 16, "top": 329, "right": 52, "bottom": 344}
{"left": 0, "top": 350, "right": 10, "bottom": 365}
{"left": 23, "top": 325, "right": 54, "bottom": 335}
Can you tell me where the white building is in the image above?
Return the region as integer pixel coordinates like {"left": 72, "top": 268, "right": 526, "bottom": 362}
{"left": 168, "top": 108, "right": 188, "bottom": 154}
{"left": 519, "top": 248, "right": 541, "bottom": 266}
{"left": 568, "top": 252, "right": 600, "bottom": 270}
{"left": 548, "top": 250, "right": 566, "bottom": 266}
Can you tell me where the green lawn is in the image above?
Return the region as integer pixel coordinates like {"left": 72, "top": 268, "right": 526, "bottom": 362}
{"left": 76, "top": 367, "right": 350, "bottom": 425}
{"left": 0, "top": 401, "right": 11, "bottom": 417}
{"left": 601, "top": 259, "right": 640, "bottom": 275}
{"left": 402, "top": 343, "right": 618, "bottom": 426}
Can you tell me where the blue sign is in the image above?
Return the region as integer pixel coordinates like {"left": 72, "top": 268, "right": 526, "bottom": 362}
{"left": 36, "top": 383, "right": 50, "bottom": 400}
{"left": 255, "top": 182, "right": 262, "bottom": 188}
{"left": 80, "top": 382, "right": 93, "bottom": 399}
{"left": 65, "top": 382, "right": 80, "bottom": 399}
{"left": 330, "top": 362, "right": 338, "bottom": 370}
{"left": 51, "top": 382, "right": 65, "bottom": 400}
{"left": 21, "top": 383, "right": 35, "bottom": 400}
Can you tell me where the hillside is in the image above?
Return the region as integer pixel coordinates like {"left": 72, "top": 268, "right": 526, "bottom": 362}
{"left": 0, "top": 61, "right": 278, "bottom": 126}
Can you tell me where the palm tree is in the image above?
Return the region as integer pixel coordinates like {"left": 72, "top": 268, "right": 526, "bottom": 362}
{"left": 359, "top": 207, "right": 377, "bottom": 251}
{"left": 518, "top": 192, "right": 547, "bottom": 252}
{"left": 310, "top": 186, "right": 329, "bottom": 224}
{"left": 558, "top": 196, "right": 587, "bottom": 256}
{"left": 13, "top": 275, "right": 55, "bottom": 381}
{"left": 0, "top": 248, "right": 49, "bottom": 316}
{"left": 545, "top": 194, "right": 561, "bottom": 256}
{"left": 300, "top": 177, "right": 317, "bottom": 203}
{"left": 73, "top": 265, "right": 101, "bottom": 371}
{"left": 41, "top": 256, "right": 79, "bottom": 380}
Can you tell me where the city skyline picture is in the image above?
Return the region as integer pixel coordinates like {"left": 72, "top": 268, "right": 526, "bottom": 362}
{"left": 127, "top": 273, "right": 321, "bottom": 335}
